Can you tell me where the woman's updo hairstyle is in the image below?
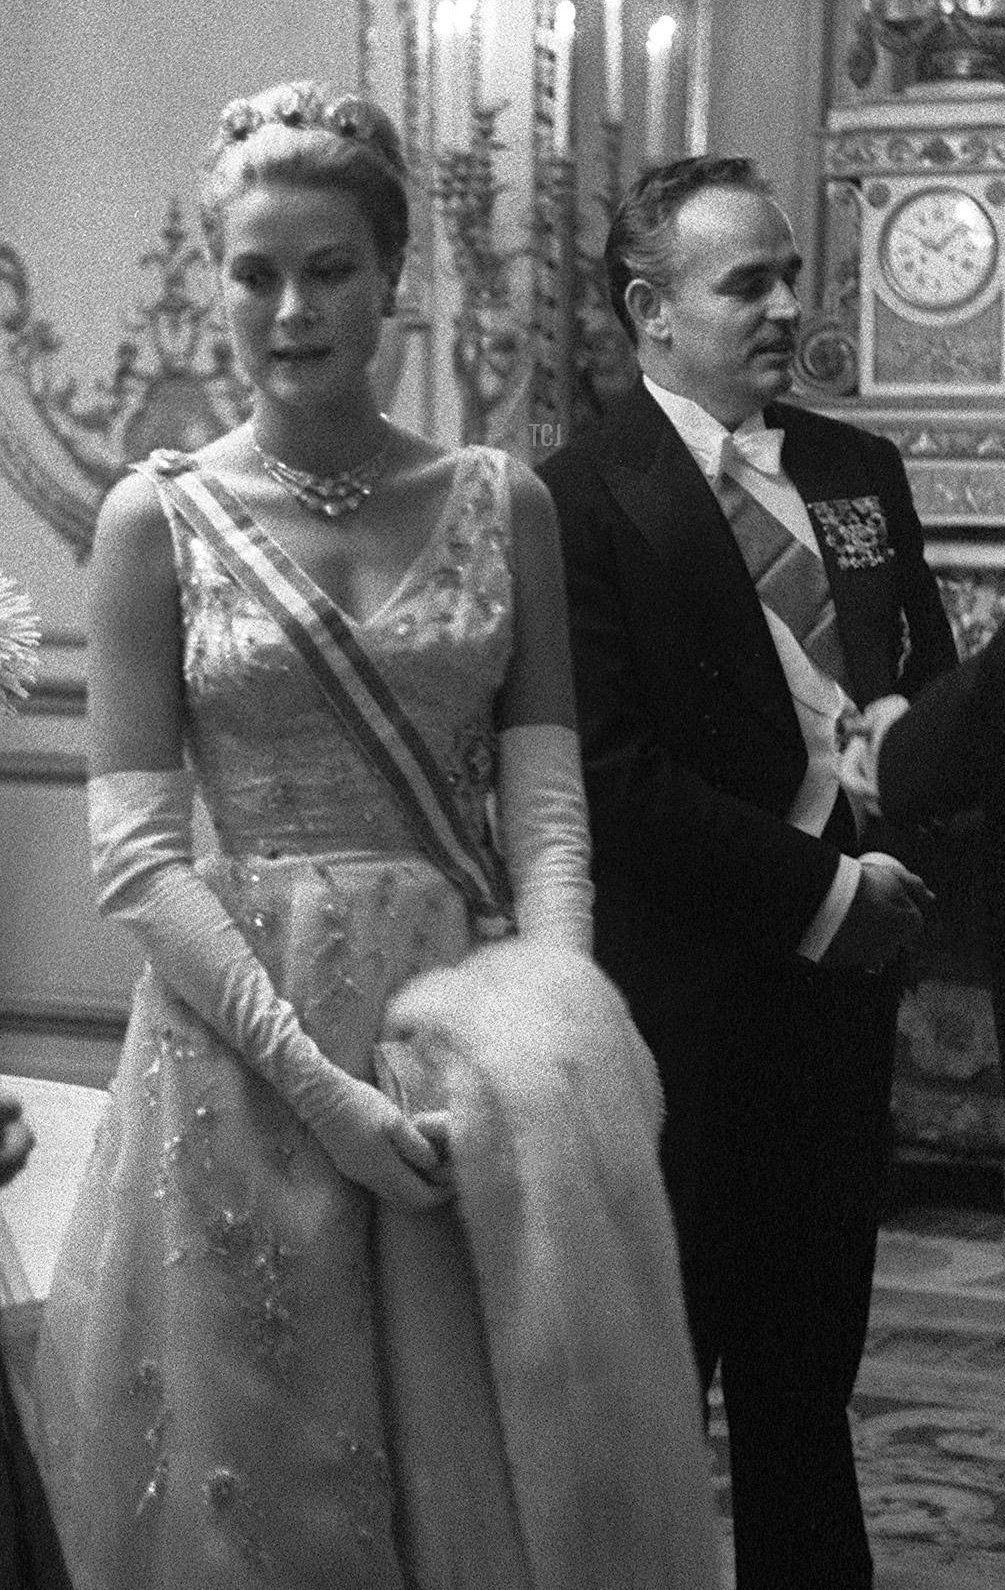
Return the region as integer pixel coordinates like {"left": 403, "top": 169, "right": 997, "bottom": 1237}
{"left": 200, "top": 82, "right": 410, "bottom": 287}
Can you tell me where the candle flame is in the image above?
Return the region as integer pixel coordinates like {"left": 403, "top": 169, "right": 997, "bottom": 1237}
{"left": 647, "top": 14, "right": 678, "bottom": 55}
{"left": 433, "top": 0, "right": 455, "bottom": 41}
{"left": 555, "top": 1, "right": 576, "bottom": 42}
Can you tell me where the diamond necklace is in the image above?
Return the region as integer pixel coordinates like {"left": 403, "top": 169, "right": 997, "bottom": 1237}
{"left": 251, "top": 426, "right": 391, "bottom": 521}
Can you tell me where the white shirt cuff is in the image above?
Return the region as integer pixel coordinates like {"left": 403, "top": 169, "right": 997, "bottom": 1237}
{"left": 797, "top": 853, "right": 862, "bottom": 963}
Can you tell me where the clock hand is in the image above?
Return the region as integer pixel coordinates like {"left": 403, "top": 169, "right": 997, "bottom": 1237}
{"left": 930, "top": 225, "right": 976, "bottom": 253}
{"left": 902, "top": 228, "right": 947, "bottom": 252}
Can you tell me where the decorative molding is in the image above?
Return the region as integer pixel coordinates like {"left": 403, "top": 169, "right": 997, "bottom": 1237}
{"left": 878, "top": 419, "right": 1005, "bottom": 460}
{"left": 795, "top": 178, "right": 862, "bottom": 399}
{"left": 846, "top": 1, "right": 1005, "bottom": 97}
{"left": 873, "top": 295, "right": 1003, "bottom": 388}
{"left": 827, "top": 125, "right": 1005, "bottom": 177}
{"left": 925, "top": 540, "right": 1005, "bottom": 568}
{"left": 12, "top": 631, "right": 87, "bottom": 715}
{"left": 38, "top": 631, "right": 85, "bottom": 650}
{"left": 0, "top": 200, "right": 249, "bottom": 561}
{"left": 0, "top": 999, "right": 126, "bottom": 1046}
{"left": 18, "top": 678, "right": 86, "bottom": 717}
{"left": 935, "top": 567, "right": 1005, "bottom": 658}
{"left": 0, "top": 1000, "right": 123, "bottom": 1092}
{"left": 902, "top": 460, "right": 1005, "bottom": 527}
{"left": 797, "top": 397, "right": 1005, "bottom": 529}
{"left": 794, "top": 312, "right": 860, "bottom": 397}
{"left": 0, "top": 750, "right": 87, "bottom": 785}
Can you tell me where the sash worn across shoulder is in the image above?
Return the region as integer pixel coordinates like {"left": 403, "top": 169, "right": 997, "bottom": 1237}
{"left": 144, "top": 451, "right": 515, "bottom": 938}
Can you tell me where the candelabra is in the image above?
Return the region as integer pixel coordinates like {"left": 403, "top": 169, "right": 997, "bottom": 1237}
{"left": 434, "top": 105, "right": 526, "bottom": 445}
{"left": 429, "top": 1, "right": 699, "bottom": 450}
{"left": 570, "top": 115, "right": 637, "bottom": 425}
{"left": 596, "top": 116, "right": 624, "bottom": 226}
{"left": 554, "top": 153, "right": 585, "bottom": 441}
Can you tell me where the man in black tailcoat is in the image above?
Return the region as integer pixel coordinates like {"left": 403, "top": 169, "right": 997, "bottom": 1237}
{"left": 538, "top": 158, "right": 958, "bottom": 1589}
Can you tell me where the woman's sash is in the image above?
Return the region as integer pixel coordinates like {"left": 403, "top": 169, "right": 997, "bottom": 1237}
{"left": 146, "top": 454, "right": 514, "bottom": 937}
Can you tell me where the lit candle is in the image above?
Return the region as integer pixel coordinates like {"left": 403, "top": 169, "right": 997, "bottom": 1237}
{"left": 604, "top": 0, "right": 623, "bottom": 124}
{"left": 646, "top": 15, "right": 678, "bottom": 165}
{"left": 552, "top": 1, "right": 576, "bottom": 157}
{"left": 479, "top": 0, "right": 499, "bottom": 107}
{"left": 434, "top": 1, "right": 458, "bottom": 146}
{"left": 454, "top": 0, "right": 476, "bottom": 135}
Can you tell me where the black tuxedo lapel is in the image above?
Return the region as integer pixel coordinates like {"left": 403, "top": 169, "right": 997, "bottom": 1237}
{"left": 597, "top": 384, "right": 801, "bottom": 746}
{"left": 771, "top": 402, "right": 904, "bottom": 707}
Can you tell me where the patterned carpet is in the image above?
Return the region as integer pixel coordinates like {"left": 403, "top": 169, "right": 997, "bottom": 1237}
{"left": 711, "top": 1199, "right": 1005, "bottom": 1589}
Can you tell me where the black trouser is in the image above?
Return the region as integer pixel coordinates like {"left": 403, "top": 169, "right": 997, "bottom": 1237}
{"left": 654, "top": 958, "right": 899, "bottom": 1590}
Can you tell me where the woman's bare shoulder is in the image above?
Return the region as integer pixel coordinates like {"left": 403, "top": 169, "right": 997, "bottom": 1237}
{"left": 95, "top": 469, "right": 168, "bottom": 547}
{"left": 91, "top": 469, "right": 179, "bottom": 607}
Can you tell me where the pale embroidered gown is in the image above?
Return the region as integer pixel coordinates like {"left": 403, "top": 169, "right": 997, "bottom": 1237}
{"left": 35, "top": 445, "right": 719, "bottom": 1590}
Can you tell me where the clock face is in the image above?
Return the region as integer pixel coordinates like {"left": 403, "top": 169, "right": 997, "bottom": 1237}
{"left": 879, "top": 188, "right": 998, "bottom": 312}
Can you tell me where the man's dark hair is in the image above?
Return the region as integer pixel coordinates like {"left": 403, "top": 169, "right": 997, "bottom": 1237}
{"left": 605, "top": 156, "right": 771, "bottom": 345}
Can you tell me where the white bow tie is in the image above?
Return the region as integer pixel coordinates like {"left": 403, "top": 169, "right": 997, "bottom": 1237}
{"left": 717, "top": 426, "right": 785, "bottom": 480}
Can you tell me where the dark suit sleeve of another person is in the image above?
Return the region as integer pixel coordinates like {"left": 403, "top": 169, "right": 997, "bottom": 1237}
{"left": 879, "top": 619, "right": 1005, "bottom": 825}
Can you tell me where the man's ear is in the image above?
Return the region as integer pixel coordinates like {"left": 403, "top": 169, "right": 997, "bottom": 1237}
{"left": 624, "top": 278, "right": 673, "bottom": 343}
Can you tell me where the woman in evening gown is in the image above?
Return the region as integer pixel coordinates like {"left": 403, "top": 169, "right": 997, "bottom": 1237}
{"left": 34, "top": 81, "right": 720, "bottom": 1589}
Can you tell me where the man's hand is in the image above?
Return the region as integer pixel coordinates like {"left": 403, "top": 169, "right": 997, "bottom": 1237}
{"left": 821, "top": 852, "right": 934, "bottom": 972}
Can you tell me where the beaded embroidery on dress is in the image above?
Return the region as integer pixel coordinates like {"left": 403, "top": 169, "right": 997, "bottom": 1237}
{"left": 35, "top": 446, "right": 514, "bottom": 1590}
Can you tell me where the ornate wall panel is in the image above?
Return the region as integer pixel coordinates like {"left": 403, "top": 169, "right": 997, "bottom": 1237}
{"left": 0, "top": 0, "right": 832, "bottom": 1083}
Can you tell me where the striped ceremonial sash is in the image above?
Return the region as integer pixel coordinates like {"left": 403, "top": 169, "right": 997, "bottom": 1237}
{"left": 717, "top": 469, "right": 852, "bottom": 695}
{"left": 153, "top": 462, "right": 514, "bottom": 937}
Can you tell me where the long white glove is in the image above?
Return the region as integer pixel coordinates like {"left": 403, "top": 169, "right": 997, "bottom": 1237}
{"left": 88, "top": 769, "right": 448, "bottom": 1209}
{"left": 496, "top": 723, "right": 594, "bottom": 953}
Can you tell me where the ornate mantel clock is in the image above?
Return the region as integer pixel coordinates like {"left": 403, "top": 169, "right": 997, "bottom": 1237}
{"left": 862, "top": 172, "right": 1004, "bottom": 395}
{"left": 798, "top": 0, "right": 1005, "bottom": 540}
